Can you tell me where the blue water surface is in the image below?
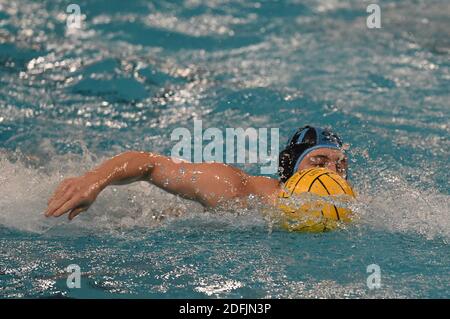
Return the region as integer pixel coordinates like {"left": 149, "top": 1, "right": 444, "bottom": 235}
{"left": 0, "top": 0, "right": 449, "bottom": 298}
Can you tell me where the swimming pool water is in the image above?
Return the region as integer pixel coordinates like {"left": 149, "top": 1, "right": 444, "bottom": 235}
{"left": 0, "top": 0, "right": 449, "bottom": 298}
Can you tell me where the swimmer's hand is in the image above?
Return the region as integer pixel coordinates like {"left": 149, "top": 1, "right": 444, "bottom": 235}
{"left": 45, "top": 173, "right": 103, "bottom": 220}
{"left": 44, "top": 151, "right": 153, "bottom": 220}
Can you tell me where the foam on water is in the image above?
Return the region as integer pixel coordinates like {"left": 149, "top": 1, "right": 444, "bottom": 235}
{"left": 354, "top": 170, "right": 450, "bottom": 241}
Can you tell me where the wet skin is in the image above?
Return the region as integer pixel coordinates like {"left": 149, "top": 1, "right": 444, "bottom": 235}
{"left": 297, "top": 148, "right": 348, "bottom": 179}
{"left": 45, "top": 147, "right": 347, "bottom": 220}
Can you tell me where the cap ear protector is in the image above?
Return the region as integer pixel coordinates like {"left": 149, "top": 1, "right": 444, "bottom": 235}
{"left": 278, "top": 144, "right": 306, "bottom": 182}
{"left": 278, "top": 126, "right": 345, "bottom": 182}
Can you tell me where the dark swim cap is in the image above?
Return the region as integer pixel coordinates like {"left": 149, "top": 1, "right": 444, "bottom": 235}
{"left": 278, "top": 126, "right": 344, "bottom": 182}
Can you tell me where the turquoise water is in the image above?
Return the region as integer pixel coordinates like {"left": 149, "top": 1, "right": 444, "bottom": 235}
{"left": 0, "top": 0, "right": 449, "bottom": 298}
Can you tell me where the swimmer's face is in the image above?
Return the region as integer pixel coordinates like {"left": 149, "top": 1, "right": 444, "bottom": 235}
{"left": 297, "top": 148, "right": 348, "bottom": 179}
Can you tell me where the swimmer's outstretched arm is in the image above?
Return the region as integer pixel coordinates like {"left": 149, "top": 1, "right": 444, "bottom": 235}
{"left": 45, "top": 151, "right": 278, "bottom": 220}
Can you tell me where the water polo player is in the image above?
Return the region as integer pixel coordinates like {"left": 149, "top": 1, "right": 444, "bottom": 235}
{"left": 45, "top": 126, "right": 350, "bottom": 221}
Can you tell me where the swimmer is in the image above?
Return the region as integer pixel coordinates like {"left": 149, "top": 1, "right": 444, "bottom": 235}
{"left": 45, "top": 126, "right": 348, "bottom": 220}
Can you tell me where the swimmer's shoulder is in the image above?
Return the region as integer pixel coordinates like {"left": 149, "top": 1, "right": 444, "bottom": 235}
{"left": 185, "top": 161, "right": 280, "bottom": 199}
{"left": 244, "top": 175, "right": 280, "bottom": 200}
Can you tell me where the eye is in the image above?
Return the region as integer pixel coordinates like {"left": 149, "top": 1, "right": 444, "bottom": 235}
{"left": 310, "top": 157, "right": 327, "bottom": 167}
{"left": 316, "top": 162, "right": 326, "bottom": 167}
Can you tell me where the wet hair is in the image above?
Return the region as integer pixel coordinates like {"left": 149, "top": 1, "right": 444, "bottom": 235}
{"left": 278, "top": 126, "right": 344, "bottom": 182}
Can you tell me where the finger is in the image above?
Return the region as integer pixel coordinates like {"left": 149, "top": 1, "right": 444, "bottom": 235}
{"left": 52, "top": 197, "right": 80, "bottom": 218}
{"left": 47, "top": 182, "right": 72, "bottom": 207}
{"left": 48, "top": 180, "right": 73, "bottom": 205}
{"left": 46, "top": 189, "right": 73, "bottom": 217}
{"left": 45, "top": 188, "right": 75, "bottom": 217}
{"left": 48, "top": 177, "right": 77, "bottom": 202}
{"left": 48, "top": 187, "right": 66, "bottom": 206}
{"left": 68, "top": 206, "right": 87, "bottom": 221}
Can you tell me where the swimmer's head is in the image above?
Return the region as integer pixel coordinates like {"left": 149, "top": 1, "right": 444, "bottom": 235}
{"left": 278, "top": 126, "right": 348, "bottom": 182}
